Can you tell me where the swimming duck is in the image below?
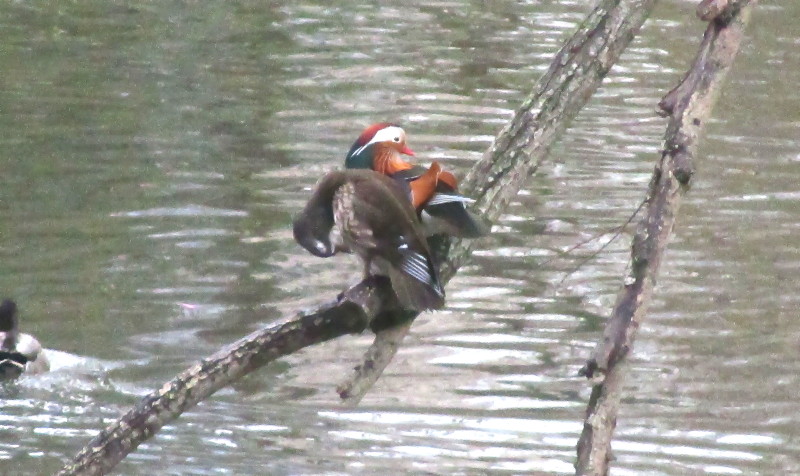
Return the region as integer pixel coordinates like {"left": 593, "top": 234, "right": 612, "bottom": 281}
{"left": 0, "top": 299, "right": 49, "bottom": 381}
{"left": 293, "top": 169, "right": 445, "bottom": 311}
{"left": 345, "top": 123, "right": 488, "bottom": 238}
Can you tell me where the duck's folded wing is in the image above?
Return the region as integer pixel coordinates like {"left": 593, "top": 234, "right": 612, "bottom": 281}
{"left": 423, "top": 196, "right": 489, "bottom": 238}
{"left": 350, "top": 174, "right": 445, "bottom": 310}
{"left": 373, "top": 242, "right": 444, "bottom": 311}
{"left": 387, "top": 251, "right": 445, "bottom": 311}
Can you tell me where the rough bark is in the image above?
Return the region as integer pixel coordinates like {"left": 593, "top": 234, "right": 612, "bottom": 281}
{"left": 59, "top": 0, "right": 660, "bottom": 473}
{"left": 575, "top": 2, "right": 756, "bottom": 475}
{"left": 57, "top": 280, "right": 393, "bottom": 476}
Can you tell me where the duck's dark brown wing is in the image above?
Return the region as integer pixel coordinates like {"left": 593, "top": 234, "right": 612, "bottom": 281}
{"left": 345, "top": 172, "right": 445, "bottom": 310}
{"left": 384, "top": 244, "right": 444, "bottom": 311}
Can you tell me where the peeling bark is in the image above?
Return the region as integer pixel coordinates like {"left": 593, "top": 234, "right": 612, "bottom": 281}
{"left": 575, "top": 2, "right": 756, "bottom": 475}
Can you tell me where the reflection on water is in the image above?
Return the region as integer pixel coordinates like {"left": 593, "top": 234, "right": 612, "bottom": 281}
{"left": 1, "top": 0, "right": 799, "bottom": 474}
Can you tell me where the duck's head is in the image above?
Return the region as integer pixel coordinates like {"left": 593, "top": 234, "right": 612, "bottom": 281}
{"left": 0, "top": 299, "right": 19, "bottom": 349}
{"left": 293, "top": 207, "right": 336, "bottom": 258}
{"left": 345, "top": 123, "right": 415, "bottom": 172}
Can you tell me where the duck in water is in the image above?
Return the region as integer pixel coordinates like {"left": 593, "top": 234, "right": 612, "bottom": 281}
{"left": 0, "top": 299, "right": 49, "bottom": 381}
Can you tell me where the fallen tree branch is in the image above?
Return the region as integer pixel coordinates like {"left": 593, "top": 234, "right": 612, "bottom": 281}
{"left": 339, "top": 0, "right": 659, "bottom": 404}
{"left": 59, "top": 0, "right": 660, "bottom": 473}
{"left": 576, "top": 2, "right": 756, "bottom": 475}
{"left": 57, "top": 280, "right": 395, "bottom": 476}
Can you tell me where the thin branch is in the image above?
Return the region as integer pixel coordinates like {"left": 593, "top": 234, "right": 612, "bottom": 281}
{"left": 575, "top": 2, "right": 756, "bottom": 475}
{"left": 553, "top": 197, "right": 646, "bottom": 288}
{"left": 539, "top": 196, "right": 645, "bottom": 269}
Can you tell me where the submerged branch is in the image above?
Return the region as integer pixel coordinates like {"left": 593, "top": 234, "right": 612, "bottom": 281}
{"left": 575, "top": 2, "right": 756, "bottom": 475}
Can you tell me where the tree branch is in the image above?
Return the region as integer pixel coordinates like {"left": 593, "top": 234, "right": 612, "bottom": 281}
{"left": 576, "top": 2, "right": 756, "bottom": 475}
{"left": 57, "top": 280, "right": 394, "bottom": 476}
{"left": 339, "top": 0, "right": 659, "bottom": 405}
{"left": 59, "top": 0, "right": 660, "bottom": 473}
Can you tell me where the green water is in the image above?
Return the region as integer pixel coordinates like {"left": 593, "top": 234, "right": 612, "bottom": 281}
{"left": 1, "top": 1, "right": 799, "bottom": 474}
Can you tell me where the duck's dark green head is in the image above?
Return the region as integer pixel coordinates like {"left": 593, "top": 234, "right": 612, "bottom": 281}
{"left": 345, "top": 123, "right": 414, "bottom": 170}
{"left": 0, "top": 300, "right": 17, "bottom": 334}
{"left": 345, "top": 142, "right": 377, "bottom": 170}
{"left": 0, "top": 299, "right": 24, "bottom": 379}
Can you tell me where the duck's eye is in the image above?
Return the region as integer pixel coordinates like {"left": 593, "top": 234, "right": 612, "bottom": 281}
{"left": 393, "top": 137, "right": 400, "bottom": 142}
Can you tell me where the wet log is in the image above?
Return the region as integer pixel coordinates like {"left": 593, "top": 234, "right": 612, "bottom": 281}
{"left": 58, "top": 0, "right": 658, "bottom": 474}
{"left": 575, "top": 2, "right": 756, "bottom": 475}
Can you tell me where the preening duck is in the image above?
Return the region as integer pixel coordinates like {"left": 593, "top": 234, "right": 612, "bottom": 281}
{"left": 293, "top": 169, "right": 445, "bottom": 311}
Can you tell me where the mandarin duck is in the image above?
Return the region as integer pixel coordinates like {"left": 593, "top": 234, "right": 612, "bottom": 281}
{"left": 293, "top": 169, "right": 445, "bottom": 311}
{"left": 345, "top": 123, "right": 488, "bottom": 238}
{"left": 0, "top": 299, "right": 49, "bottom": 381}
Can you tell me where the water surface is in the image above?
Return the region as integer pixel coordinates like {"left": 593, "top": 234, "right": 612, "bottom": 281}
{"left": 1, "top": 1, "right": 799, "bottom": 474}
